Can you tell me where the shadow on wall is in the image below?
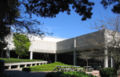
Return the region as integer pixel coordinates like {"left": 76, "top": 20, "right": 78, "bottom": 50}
{"left": 57, "top": 52, "right": 103, "bottom": 67}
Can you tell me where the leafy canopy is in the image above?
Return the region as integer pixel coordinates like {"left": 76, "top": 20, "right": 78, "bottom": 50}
{"left": 13, "top": 33, "right": 31, "bottom": 57}
{"left": 0, "top": 0, "right": 120, "bottom": 55}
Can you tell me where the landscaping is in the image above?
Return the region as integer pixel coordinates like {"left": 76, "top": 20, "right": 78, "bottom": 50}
{"left": 28, "top": 62, "right": 83, "bottom": 72}
{"left": 46, "top": 72, "right": 95, "bottom": 77}
{"left": 0, "top": 58, "right": 41, "bottom": 63}
{"left": 100, "top": 68, "right": 117, "bottom": 77}
{"left": 29, "top": 62, "right": 72, "bottom": 72}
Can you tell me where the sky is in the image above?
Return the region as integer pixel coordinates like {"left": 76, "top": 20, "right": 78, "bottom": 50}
{"left": 23, "top": 0, "right": 118, "bottom": 39}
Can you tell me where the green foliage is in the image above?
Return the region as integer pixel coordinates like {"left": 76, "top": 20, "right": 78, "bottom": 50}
{"left": 0, "top": 0, "right": 120, "bottom": 58}
{"left": 0, "top": 60, "right": 4, "bottom": 72}
{"left": 22, "top": 67, "right": 31, "bottom": 72}
{"left": 46, "top": 72, "right": 95, "bottom": 77}
{"left": 13, "top": 33, "right": 31, "bottom": 58}
{"left": 0, "top": 0, "right": 20, "bottom": 24}
{"left": 0, "top": 58, "right": 41, "bottom": 63}
{"left": 29, "top": 62, "right": 71, "bottom": 72}
{"left": 0, "top": 72, "right": 8, "bottom": 77}
{"left": 26, "top": 0, "right": 94, "bottom": 20}
{"left": 0, "top": 0, "right": 20, "bottom": 56}
{"left": 55, "top": 66, "right": 84, "bottom": 72}
{"left": 100, "top": 68, "right": 117, "bottom": 77}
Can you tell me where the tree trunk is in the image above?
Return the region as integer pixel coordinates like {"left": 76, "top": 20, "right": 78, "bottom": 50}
{"left": 1, "top": 50, "right": 3, "bottom": 58}
{"left": 18, "top": 56, "right": 19, "bottom": 59}
{"left": 86, "top": 58, "right": 89, "bottom": 71}
{"left": 86, "top": 58, "right": 88, "bottom": 67}
{"left": 114, "top": 62, "right": 119, "bottom": 76}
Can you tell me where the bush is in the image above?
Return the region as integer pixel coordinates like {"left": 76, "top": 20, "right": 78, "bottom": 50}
{"left": 29, "top": 62, "right": 72, "bottom": 72}
{"left": 46, "top": 72, "right": 95, "bottom": 77}
{"left": 100, "top": 68, "right": 117, "bottom": 77}
{"left": 0, "top": 72, "right": 8, "bottom": 77}
{"left": 22, "top": 67, "right": 31, "bottom": 72}
{"left": 0, "top": 60, "right": 4, "bottom": 73}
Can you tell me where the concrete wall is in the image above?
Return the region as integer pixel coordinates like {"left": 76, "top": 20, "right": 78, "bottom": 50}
{"left": 76, "top": 30, "right": 105, "bottom": 50}
{"left": 5, "top": 33, "right": 63, "bottom": 54}
{"left": 29, "top": 40, "right": 56, "bottom": 53}
{"left": 104, "top": 29, "right": 120, "bottom": 47}
{"left": 5, "top": 29, "right": 120, "bottom": 54}
{"left": 57, "top": 30, "right": 105, "bottom": 53}
{"left": 56, "top": 38, "right": 74, "bottom": 53}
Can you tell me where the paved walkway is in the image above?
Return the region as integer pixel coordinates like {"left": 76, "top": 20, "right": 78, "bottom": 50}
{"left": 5, "top": 70, "right": 49, "bottom": 77}
{"left": 5, "top": 69, "right": 101, "bottom": 77}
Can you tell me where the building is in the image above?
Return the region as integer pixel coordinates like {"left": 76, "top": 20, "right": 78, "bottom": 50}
{"left": 4, "top": 29, "right": 120, "bottom": 68}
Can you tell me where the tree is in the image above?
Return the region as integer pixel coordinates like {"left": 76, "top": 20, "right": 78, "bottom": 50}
{"left": 0, "top": 0, "right": 120, "bottom": 57}
{"left": 0, "top": 0, "right": 94, "bottom": 56}
{"left": 94, "top": 16, "right": 120, "bottom": 74}
{"left": 13, "top": 33, "right": 31, "bottom": 58}
{"left": 106, "top": 16, "right": 120, "bottom": 71}
{"left": 101, "top": 0, "right": 120, "bottom": 14}
{"left": 78, "top": 50, "right": 92, "bottom": 67}
{"left": 0, "top": 0, "right": 19, "bottom": 57}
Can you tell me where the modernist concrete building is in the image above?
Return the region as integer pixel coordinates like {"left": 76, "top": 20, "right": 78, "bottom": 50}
{"left": 4, "top": 29, "right": 120, "bottom": 68}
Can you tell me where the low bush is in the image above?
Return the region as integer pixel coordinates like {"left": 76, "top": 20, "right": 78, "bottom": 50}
{"left": 100, "top": 68, "right": 117, "bottom": 77}
{"left": 0, "top": 60, "right": 4, "bottom": 73}
{"left": 46, "top": 72, "right": 95, "bottom": 77}
{"left": 22, "top": 67, "right": 31, "bottom": 72}
{"left": 29, "top": 62, "right": 71, "bottom": 72}
{"left": 0, "top": 72, "right": 7, "bottom": 77}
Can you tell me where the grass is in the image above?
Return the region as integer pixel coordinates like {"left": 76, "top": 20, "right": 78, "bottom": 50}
{"left": 63, "top": 72, "right": 95, "bottom": 77}
{"left": 29, "top": 62, "right": 72, "bottom": 72}
{"left": 46, "top": 72, "right": 95, "bottom": 77}
{"left": 0, "top": 58, "right": 41, "bottom": 63}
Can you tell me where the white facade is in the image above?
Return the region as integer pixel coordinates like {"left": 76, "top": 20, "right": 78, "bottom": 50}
{"left": 5, "top": 33, "right": 64, "bottom": 54}
{"left": 5, "top": 29, "right": 120, "bottom": 67}
{"left": 5, "top": 29, "right": 120, "bottom": 54}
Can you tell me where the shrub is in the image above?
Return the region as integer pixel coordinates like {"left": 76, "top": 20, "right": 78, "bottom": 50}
{"left": 46, "top": 72, "right": 95, "bottom": 77}
{"left": 22, "top": 67, "right": 31, "bottom": 72}
{"left": 29, "top": 62, "right": 71, "bottom": 72}
{"left": 0, "top": 72, "right": 8, "bottom": 77}
{"left": 0, "top": 60, "right": 4, "bottom": 73}
{"left": 100, "top": 68, "right": 117, "bottom": 77}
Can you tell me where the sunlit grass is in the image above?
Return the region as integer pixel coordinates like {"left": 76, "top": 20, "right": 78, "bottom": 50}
{"left": 29, "top": 62, "right": 71, "bottom": 72}
{"left": 0, "top": 58, "right": 41, "bottom": 63}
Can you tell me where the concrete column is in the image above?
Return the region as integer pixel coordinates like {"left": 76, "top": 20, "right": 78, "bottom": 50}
{"left": 8, "top": 66, "right": 11, "bottom": 70}
{"left": 55, "top": 53, "right": 57, "bottom": 62}
{"left": 6, "top": 49, "right": 10, "bottom": 58}
{"left": 30, "top": 51, "right": 33, "bottom": 60}
{"left": 24, "top": 64, "right": 27, "bottom": 67}
{"left": 73, "top": 38, "right": 76, "bottom": 66}
{"left": 30, "top": 64, "right": 32, "bottom": 67}
{"left": 17, "top": 65, "right": 20, "bottom": 69}
{"left": 35, "top": 63, "right": 37, "bottom": 66}
{"left": 111, "top": 56, "right": 113, "bottom": 68}
{"left": 104, "top": 47, "right": 109, "bottom": 68}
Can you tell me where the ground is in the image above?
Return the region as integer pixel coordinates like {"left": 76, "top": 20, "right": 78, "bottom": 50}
{"left": 5, "top": 70, "right": 48, "bottom": 77}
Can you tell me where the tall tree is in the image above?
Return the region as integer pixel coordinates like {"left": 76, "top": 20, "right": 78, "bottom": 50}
{"left": 95, "top": 16, "right": 120, "bottom": 74}
{"left": 0, "top": 0, "right": 120, "bottom": 57}
{"left": 13, "top": 33, "right": 31, "bottom": 58}
{"left": 0, "top": 0, "right": 20, "bottom": 56}
{"left": 0, "top": 0, "right": 94, "bottom": 55}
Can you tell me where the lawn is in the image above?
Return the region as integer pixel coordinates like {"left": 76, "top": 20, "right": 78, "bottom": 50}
{"left": 28, "top": 62, "right": 84, "bottom": 72}
{"left": 0, "top": 58, "right": 41, "bottom": 63}
{"left": 46, "top": 72, "right": 95, "bottom": 77}
{"left": 29, "top": 62, "right": 72, "bottom": 72}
